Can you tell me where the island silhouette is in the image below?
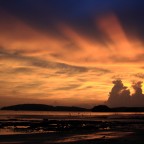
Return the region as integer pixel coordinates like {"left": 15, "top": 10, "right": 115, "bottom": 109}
{"left": 1, "top": 104, "right": 88, "bottom": 111}
{"left": 2, "top": 104, "right": 144, "bottom": 112}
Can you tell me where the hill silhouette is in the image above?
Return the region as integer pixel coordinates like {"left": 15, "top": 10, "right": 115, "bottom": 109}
{"left": 1, "top": 104, "right": 88, "bottom": 111}
{"left": 2, "top": 104, "right": 144, "bottom": 112}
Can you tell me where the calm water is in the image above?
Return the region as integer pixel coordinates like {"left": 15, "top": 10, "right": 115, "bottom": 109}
{"left": 0, "top": 110, "right": 144, "bottom": 120}
{"left": 0, "top": 110, "right": 144, "bottom": 135}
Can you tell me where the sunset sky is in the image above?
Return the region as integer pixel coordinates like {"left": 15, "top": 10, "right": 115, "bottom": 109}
{"left": 0, "top": 0, "right": 144, "bottom": 108}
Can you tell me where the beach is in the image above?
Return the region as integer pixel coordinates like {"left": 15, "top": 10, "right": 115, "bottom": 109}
{"left": 0, "top": 111, "right": 144, "bottom": 143}
{"left": 0, "top": 129, "right": 144, "bottom": 144}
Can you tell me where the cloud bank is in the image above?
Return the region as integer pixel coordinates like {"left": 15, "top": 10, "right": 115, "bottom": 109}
{"left": 107, "top": 80, "right": 144, "bottom": 107}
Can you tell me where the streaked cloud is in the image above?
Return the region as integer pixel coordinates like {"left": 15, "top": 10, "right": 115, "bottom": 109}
{"left": 134, "top": 73, "right": 144, "bottom": 79}
{"left": 0, "top": 1, "right": 144, "bottom": 107}
{"left": 55, "top": 84, "right": 81, "bottom": 91}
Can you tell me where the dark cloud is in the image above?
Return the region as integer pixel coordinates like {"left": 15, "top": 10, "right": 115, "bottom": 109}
{"left": 0, "top": 67, "right": 34, "bottom": 77}
{"left": 0, "top": 48, "right": 87, "bottom": 73}
{"left": 15, "top": 82, "right": 42, "bottom": 90}
{"left": 107, "top": 80, "right": 144, "bottom": 107}
{"left": 36, "top": 61, "right": 87, "bottom": 72}
{"left": 0, "top": 48, "right": 33, "bottom": 62}
{"left": 1, "top": 0, "right": 144, "bottom": 43}
{"left": 134, "top": 73, "right": 144, "bottom": 79}
{"left": 77, "top": 86, "right": 93, "bottom": 91}
{"left": 131, "top": 81, "right": 144, "bottom": 106}
{"left": 11, "top": 67, "right": 34, "bottom": 74}
{"left": 107, "top": 80, "right": 130, "bottom": 107}
{"left": 56, "top": 66, "right": 111, "bottom": 76}
{"left": 62, "top": 18, "right": 111, "bottom": 45}
{"left": 55, "top": 84, "right": 81, "bottom": 91}
{"left": 132, "top": 81, "right": 143, "bottom": 95}
{"left": 0, "top": 48, "right": 111, "bottom": 76}
{"left": 117, "top": 6, "right": 144, "bottom": 41}
{"left": 91, "top": 68, "right": 111, "bottom": 74}
{"left": 30, "top": 59, "right": 90, "bottom": 76}
{"left": 0, "top": 48, "right": 18, "bottom": 59}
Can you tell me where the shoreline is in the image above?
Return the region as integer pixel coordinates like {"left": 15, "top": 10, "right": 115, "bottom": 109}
{"left": 1, "top": 111, "right": 144, "bottom": 143}
{"left": 0, "top": 129, "right": 144, "bottom": 144}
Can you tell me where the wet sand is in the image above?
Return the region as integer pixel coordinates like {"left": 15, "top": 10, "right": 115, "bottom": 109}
{"left": 1, "top": 113, "right": 144, "bottom": 144}
{"left": 0, "top": 128, "right": 144, "bottom": 144}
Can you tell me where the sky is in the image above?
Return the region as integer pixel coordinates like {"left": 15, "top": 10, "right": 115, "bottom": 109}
{"left": 0, "top": 0, "right": 144, "bottom": 108}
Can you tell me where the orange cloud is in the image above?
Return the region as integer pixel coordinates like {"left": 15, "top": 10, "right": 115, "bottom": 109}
{"left": 97, "top": 14, "right": 143, "bottom": 60}
{"left": 0, "top": 10, "right": 144, "bottom": 107}
{"left": 0, "top": 9, "right": 70, "bottom": 59}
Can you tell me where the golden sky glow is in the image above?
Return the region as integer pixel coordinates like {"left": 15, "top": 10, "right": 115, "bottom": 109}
{"left": 0, "top": 5, "right": 144, "bottom": 108}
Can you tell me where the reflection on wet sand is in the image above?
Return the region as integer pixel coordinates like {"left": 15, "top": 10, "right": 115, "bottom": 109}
{"left": 0, "top": 119, "right": 144, "bottom": 144}
{"left": 55, "top": 131, "right": 134, "bottom": 143}
{"left": 0, "top": 111, "right": 144, "bottom": 143}
{"left": 0, "top": 130, "right": 143, "bottom": 144}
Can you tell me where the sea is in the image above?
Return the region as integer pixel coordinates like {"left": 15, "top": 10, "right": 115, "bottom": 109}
{"left": 0, "top": 110, "right": 144, "bottom": 120}
{"left": 0, "top": 110, "right": 144, "bottom": 135}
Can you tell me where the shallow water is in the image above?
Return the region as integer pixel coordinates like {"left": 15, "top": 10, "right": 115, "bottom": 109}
{"left": 0, "top": 110, "right": 144, "bottom": 135}
{"left": 0, "top": 110, "right": 144, "bottom": 120}
{"left": 55, "top": 131, "right": 134, "bottom": 143}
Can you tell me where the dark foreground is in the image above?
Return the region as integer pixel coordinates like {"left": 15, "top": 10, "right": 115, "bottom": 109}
{"left": 0, "top": 130, "right": 144, "bottom": 144}
{"left": 0, "top": 119, "right": 144, "bottom": 144}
